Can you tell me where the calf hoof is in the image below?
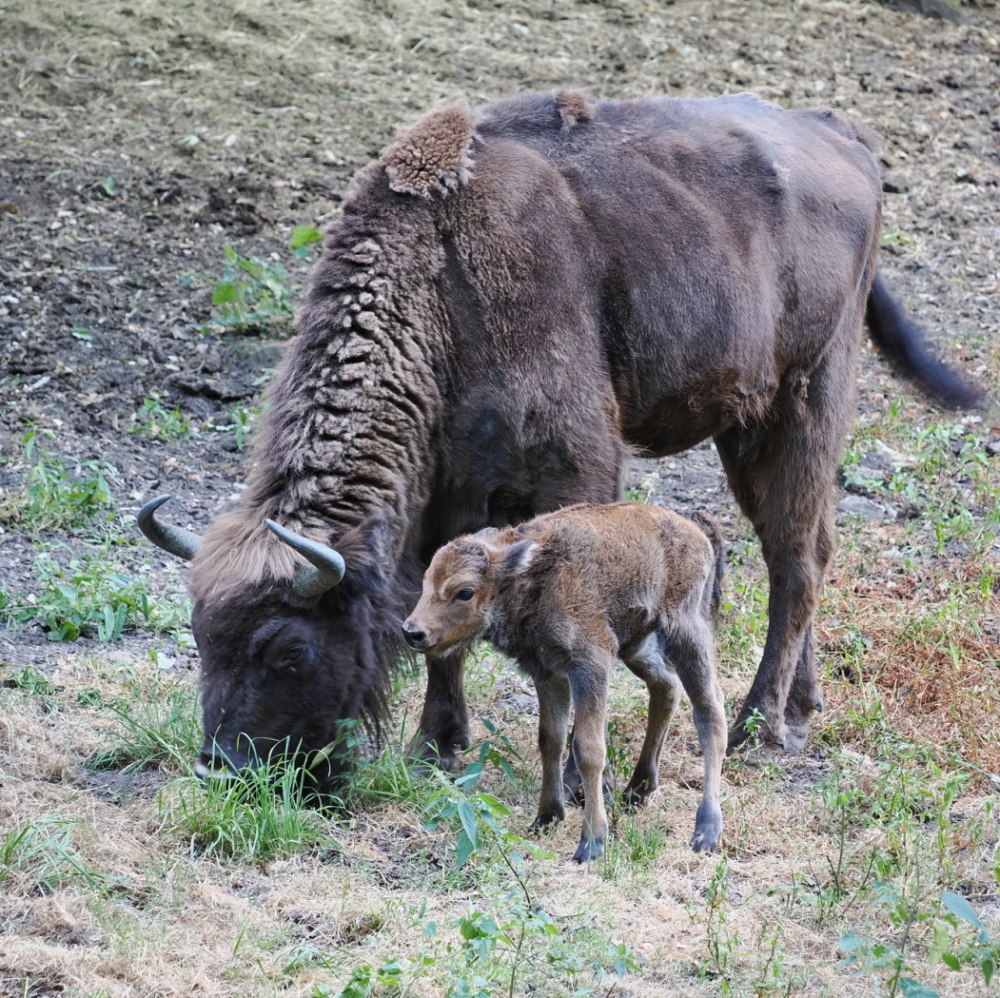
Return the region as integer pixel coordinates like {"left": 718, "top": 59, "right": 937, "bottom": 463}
{"left": 572, "top": 836, "right": 605, "bottom": 864}
{"left": 782, "top": 705, "right": 820, "bottom": 755}
{"left": 690, "top": 800, "right": 723, "bottom": 854}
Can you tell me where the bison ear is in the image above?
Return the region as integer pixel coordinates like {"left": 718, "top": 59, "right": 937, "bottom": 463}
{"left": 335, "top": 515, "right": 392, "bottom": 596}
{"left": 501, "top": 539, "right": 538, "bottom": 577}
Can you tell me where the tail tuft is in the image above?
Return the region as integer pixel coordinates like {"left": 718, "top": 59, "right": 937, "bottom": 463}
{"left": 687, "top": 511, "right": 727, "bottom": 617}
{"left": 866, "top": 273, "right": 982, "bottom": 410}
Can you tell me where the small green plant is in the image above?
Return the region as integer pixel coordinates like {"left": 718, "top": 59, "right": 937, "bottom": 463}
{"left": 1, "top": 663, "right": 57, "bottom": 697}
{"left": 211, "top": 244, "right": 297, "bottom": 334}
{"left": 162, "top": 758, "right": 336, "bottom": 862}
{"left": 839, "top": 882, "right": 943, "bottom": 997}
{"left": 599, "top": 810, "right": 667, "bottom": 881}
{"left": 87, "top": 671, "right": 201, "bottom": 773}
{"left": 0, "top": 663, "right": 63, "bottom": 715}
{"left": 0, "top": 430, "right": 118, "bottom": 531}
{"left": 131, "top": 393, "right": 193, "bottom": 442}
{"left": 462, "top": 719, "right": 528, "bottom": 793}
{"left": 218, "top": 402, "right": 261, "bottom": 450}
{"left": 319, "top": 902, "right": 640, "bottom": 998}
{"left": 290, "top": 225, "right": 323, "bottom": 254}
{"left": 932, "top": 892, "right": 997, "bottom": 988}
{"left": 624, "top": 471, "right": 657, "bottom": 503}
{"left": 697, "top": 858, "right": 740, "bottom": 994}
{"left": 0, "top": 820, "right": 104, "bottom": 894}
{"left": 1, "top": 549, "right": 187, "bottom": 642}
{"left": 423, "top": 779, "right": 528, "bottom": 872}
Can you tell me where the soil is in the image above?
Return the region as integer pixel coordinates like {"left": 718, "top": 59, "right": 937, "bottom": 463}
{"left": 0, "top": 0, "right": 997, "bottom": 657}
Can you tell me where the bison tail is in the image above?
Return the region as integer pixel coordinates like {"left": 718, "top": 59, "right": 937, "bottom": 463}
{"left": 687, "top": 511, "right": 727, "bottom": 618}
{"left": 866, "top": 273, "right": 982, "bottom": 410}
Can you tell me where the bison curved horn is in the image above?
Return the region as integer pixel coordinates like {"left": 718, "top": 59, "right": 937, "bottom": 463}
{"left": 265, "top": 519, "right": 346, "bottom": 598}
{"left": 137, "top": 495, "right": 201, "bottom": 561}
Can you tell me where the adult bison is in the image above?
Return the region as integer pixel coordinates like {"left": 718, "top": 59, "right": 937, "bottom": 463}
{"left": 140, "top": 89, "right": 977, "bottom": 786}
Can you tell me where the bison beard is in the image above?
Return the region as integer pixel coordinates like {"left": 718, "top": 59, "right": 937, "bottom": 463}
{"left": 139, "top": 88, "right": 979, "bottom": 791}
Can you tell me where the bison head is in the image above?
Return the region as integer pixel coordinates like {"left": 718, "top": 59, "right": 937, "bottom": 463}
{"left": 138, "top": 496, "right": 398, "bottom": 790}
{"left": 402, "top": 529, "right": 537, "bottom": 656}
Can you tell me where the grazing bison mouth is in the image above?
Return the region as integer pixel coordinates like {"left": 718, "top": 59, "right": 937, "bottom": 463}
{"left": 139, "top": 495, "right": 393, "bottom": 789}
{"left": 193, "top": 733, "right": 358, "bottom": 796}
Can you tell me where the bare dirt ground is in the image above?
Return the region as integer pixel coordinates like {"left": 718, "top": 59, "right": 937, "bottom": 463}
{"left": 1, "top": 0, "right": 997, "bottom": 636}
{"left": 1, "top": 1, "right": 999, "bottom": 996}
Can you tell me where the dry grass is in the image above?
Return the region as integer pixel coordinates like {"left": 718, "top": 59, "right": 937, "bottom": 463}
{"left": 3, "top": 0, "right": 999, "bottom": 995}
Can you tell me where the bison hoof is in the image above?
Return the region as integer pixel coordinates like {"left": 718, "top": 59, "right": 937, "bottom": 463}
{"left": 532, "top": 807, "right": 565, "bottom": 831}
{"left": 622, "top": 778, "right": 656, "bottom": 810}
{"left": 690, "top": 800, "right": 723, "bottom": 853}
{"left": 407, "top": 738, "right": 465, "bottom": 775}
{"left": 572, "top": 836, "right": 605, "bottom": 864}
{"left": 726, "top": 709, "right": 785, "bottom": 761}
{"left": 782, "top": 725, "right": 810, "bottom": 755}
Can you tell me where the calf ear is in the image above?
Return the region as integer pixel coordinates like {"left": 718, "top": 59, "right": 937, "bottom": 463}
{"left": 501, "top": 539, "right": 538, "bottom": 576}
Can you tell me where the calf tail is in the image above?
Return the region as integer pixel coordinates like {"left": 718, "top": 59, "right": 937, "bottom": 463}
{"left": 866, "top": 273, "right": 981, "bottom": 409}
{"left": 687, "top": 511, "right": 727, "bottom": 617}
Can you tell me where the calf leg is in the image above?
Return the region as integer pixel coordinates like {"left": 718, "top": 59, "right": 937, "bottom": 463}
{"left": 410, "top": 649, "right": 471, "bottom": 772}
{"left": 621, "top": 633, "right": 681, "bottom": 806}
{"left": 532, "top": 674, "right": 572, "bottom": 828}
{"left": 715, "top": 342, "right": 856, "bottom": 756}
{"left": 568, "top": 657, "right": 612, "bottom": 863}
{"left": 668, "top": 623, "right": 727, "bottom": 853}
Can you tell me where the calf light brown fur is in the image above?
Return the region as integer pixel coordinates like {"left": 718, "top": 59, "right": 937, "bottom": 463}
{"left": 403, "top": 502, "right": 728, "bottom": 863}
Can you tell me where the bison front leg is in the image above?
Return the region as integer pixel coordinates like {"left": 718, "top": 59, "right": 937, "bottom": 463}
{"left": 410, "top": 649, "right": 471, "bottom": 772}
{"left": 783, "top": 622, "right": 825, "bottom": 753}
{"left": 716, "top": 345, "right": 855, "bottom": 757}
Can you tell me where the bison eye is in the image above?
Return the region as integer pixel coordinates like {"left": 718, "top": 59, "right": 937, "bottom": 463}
{"left": 284, "top": 646, "right": 305, "bottom": 663}
{"left": 455, "top": 588, "right": 475, "bottom": 602}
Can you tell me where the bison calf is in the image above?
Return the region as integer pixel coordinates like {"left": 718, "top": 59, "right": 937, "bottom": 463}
{"left": 402, "top": 502, "right": 728, "bottom": 863}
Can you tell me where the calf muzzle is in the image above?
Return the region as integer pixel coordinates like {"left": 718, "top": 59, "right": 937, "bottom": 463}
{"left": 401, "top": 620, "right": 430, "bottom": 650}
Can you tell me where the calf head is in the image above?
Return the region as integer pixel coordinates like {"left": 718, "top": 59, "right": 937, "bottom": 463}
{"left": 403, "top": 530, "right": 537, "bottom": 655}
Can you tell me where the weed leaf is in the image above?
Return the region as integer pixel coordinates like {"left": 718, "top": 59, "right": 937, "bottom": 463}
{"left": 940, "top": 891, "right": 985, "bottom": 932}
{"left": 290, "top": 225, "right": 322, "bottom": 252}
{"left": 896, "top": 978, "right": 940, "bottom": 998}
{"left": 212, "top": 281, "right": 239, "bottom": 305}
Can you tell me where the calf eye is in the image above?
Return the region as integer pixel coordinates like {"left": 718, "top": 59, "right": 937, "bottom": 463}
{"left": 455, "top": 588, "right": 475, "bottom": 602}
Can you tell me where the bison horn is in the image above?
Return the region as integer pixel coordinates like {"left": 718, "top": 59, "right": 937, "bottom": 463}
{"left": 265, "top": 519, "right": 346, "bottom": 598}
{"left": 137, "top": 495, "right": 202, "bottom": 561}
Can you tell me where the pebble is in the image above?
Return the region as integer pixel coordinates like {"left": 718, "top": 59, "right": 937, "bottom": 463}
{"left": 837, "top": 495, "right": 896, "bottom": 520}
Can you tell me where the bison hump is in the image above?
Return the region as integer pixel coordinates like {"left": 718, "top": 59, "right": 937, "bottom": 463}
{"left": 381, "top": 104, "right": 477, "bottom": 198}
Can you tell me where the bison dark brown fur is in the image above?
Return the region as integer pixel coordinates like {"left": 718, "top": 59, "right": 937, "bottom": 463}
{"left": 403, "top": 502, "right": 728, "bottom": 863}
{"left": 138, "top": 88, "right": 980, "bottom": 788}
